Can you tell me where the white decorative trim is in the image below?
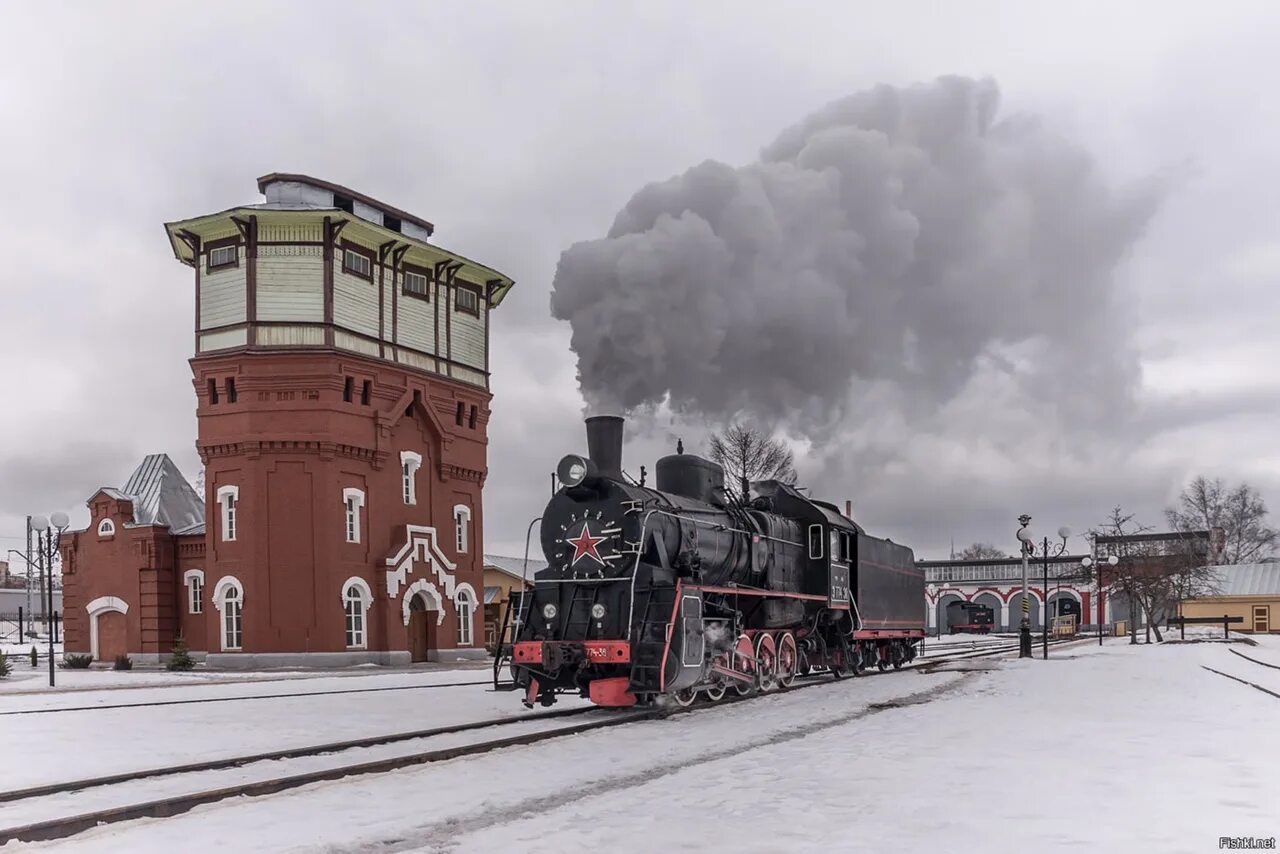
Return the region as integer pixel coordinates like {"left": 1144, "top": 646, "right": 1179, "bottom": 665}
{"left": 453, "top": 504, "right": 471, "bottom": 554}
{"left": 341, "top": 576, "right": 374, "bottom": 607}
{"left": 86, "top": 596, "right": 128, "bottom": 661}
{"left": 212, "top": 575, "right": 245, "bottom": 611}
{"left": 97, "top": 518, "right": 116, "bottom": 537}
{"left": 402, "top": 578, "right": 446, "bottom": 626}
{"left": 183, "top": 568, "right": 206, "bottom": 614}
{"left": 384, "top": 524, "right": 458, "bottom": 599}
{"left": 217, "top": 484, "right": 239, "bottom": 542}
{"left": 453, "top": 582, "right": 478, "bottom": 605}
{"left": 400, "top": 450, "right": 423, "bottom": 505}
{"left": 343, "top": 487, "right": 366, "bottom": 543}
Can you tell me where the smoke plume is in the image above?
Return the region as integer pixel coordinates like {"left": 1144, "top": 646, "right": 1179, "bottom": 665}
{"left": 550, "top": 77, "right": 1163, "bottom": 434}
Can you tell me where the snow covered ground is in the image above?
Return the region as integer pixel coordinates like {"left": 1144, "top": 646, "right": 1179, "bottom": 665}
{"left": 3, "top": 637, "right": 1278, "bottom": 852}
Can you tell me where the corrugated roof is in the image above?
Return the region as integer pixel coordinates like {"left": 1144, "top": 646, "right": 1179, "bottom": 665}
{"left": 1200, "top": 564, "right": 1280, "bottom": 597}
{"left": 484, "top": 554, "right": 546, "bottom": 582}
{"left": 118, "top": 454, "right": 205, "bottom": 533}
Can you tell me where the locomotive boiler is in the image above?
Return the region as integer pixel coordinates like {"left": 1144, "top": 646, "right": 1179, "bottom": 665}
{"left": 509, "top": 416, "right": 925, "bottom": 708}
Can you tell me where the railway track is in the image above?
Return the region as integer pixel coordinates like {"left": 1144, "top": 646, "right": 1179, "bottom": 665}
{"left": 1199, "top": 665, "right": 1280, "bottom": 700}
{"left": 1228, "top": 647, "right": 1280, "bottom": 670}
{"left": 0, "top": 677, "right": 494, "bottom": 717}
{"left": 0, "top": 636, "right": 1055, "bottom": 844}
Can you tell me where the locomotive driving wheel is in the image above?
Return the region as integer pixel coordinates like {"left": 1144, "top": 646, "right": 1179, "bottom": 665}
{"left": 672, "top": 687, "right": 698, "bottom": 707}
{"left": 704, "top": 681, "right": 727, "bottom": 702}
{"left": 733, "top": 634, "right": 756, "bottom": 696}
{"left": 776, "top": 632, "right": 798, "bottom": 688}
{"left": 755, "top": 633, "right": 778, "bottom": 693}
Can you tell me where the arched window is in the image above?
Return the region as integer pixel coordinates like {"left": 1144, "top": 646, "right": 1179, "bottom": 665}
{"left": 97, "top": 518, "right": 116, "bottom": 537}
{"left": 343, "top": 488, "right": 366, "bottom": 544}
{"left": 400, "top": 451, "right": 422, "bottom": 505}
{"left": 213, "top": 576, "right": 244, "bottom": 651}
{"left": 341, "top": 577, "right": 372, "bottom": 650}
{"left": 454, "top": 504, "right": 471, "bottom": 554}
{"left": 184, "top": 569, "right": 205, "bottom": 615}
{"left": 456, "top": 590, "right": 473, "bottom": 646}
{"left": 217, "top": 485, "right": 240, "bottom": 542}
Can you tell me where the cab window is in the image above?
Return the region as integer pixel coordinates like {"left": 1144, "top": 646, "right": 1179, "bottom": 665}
{"left": 808, "top": 524, "right": 824, "bottom": 559}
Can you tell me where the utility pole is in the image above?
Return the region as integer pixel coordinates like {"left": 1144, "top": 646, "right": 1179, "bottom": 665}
{"left": 25, "top": 515, "right": 33, "bottom": 627}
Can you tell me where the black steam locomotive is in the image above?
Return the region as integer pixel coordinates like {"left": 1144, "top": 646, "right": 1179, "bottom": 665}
{"left": 946, "top": 601, "right": 995, "bottom": 634}
{"left": 510, "top": 416, "right": 925, "bottom": 708}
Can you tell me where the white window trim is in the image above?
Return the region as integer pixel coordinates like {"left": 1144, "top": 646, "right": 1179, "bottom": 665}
{"left": 97, "top": 518, "right": 116, "bottom": 537}
{"left": 400, "top": 451, "right": 423, "bottom": 505}
{"left": 453, "top": 504, "right": 471, "bottom": 554}
{"left": 343, "top": 488, "right": 366, "bottom": 544}
{"left": 341, "top": 576, "right": 374, "bottom": 650}
{"left": 212, "top": 575, "right": 244, "bottom": 651}
{"left": 86, "top": 595, "right": 129, "bottom": 661}
{"left": 217, "top": 485, "right": 240, "bottom": 542}
{"left": 183, "top": 568, "right": 206, "bottom": 615}
{"left": 209, "top": 245, "right": 237, "bottom": 267}
{"left": 453, "top": 582, "right": 478, "bottom": 647}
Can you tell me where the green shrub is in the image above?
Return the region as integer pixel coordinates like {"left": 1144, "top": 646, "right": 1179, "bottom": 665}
{"left": 113, "top": 654, "right": 133, "bottom": 671}
{"left": 166, "top": 635, "right": 195, "bottom": 671}
{"left": 61, "top": 653, "right": 93, "bottom": 669}
{"left": 30, "top": 646, "right": 38, "bottom": 667}
{"left": 0, "top": 652, "right": 10, "bottom": 679}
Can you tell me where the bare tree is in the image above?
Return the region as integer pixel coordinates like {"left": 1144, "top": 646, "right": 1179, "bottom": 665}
{"left": 708, "top": 424, "right": 797, "bottom": 500}
{"left": 1165, "top": 476, "right": 1277, "bottom": 565}
{"left": 1089, "top": 507, "right": 1163, "bottom": 643}
{"left": 958, "top": 542, "right": 1007, "bottom": 560}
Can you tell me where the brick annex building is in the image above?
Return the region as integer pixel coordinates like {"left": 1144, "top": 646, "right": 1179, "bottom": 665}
{"left": 60, "top": 174, "right": 514, "bottom": 666}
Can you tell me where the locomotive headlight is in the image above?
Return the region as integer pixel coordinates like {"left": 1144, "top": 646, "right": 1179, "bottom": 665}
{"left": 542, "top": 603, "right": 558, "bottom": 620}
{"left": 556, "top": 454, "right": 595, "bottom": 488}
{"left": 591, "top": 603, "right": 606, "bottom": 620}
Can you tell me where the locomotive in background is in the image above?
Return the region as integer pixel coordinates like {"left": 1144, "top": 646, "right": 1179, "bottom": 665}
{"left": 510, "top": 416, "right": 925, "bottom": 708}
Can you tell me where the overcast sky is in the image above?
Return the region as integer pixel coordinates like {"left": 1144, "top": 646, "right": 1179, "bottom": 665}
{"left": 2, "top": 2, "right": 1278, "bottom": 564}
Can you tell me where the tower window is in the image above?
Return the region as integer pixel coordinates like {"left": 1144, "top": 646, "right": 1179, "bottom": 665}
{"left": 226, "top": 378, "right": 237, "bottom": 403}
{"left": 218, "top": 485, "right": 240, "bottom": 542}
{"left": 454, "top": 504, "right": 471, "bottom": 554}
{"left": 455, "top": 401, "right": 464, "bottom": 426}
{"left": 403, "top": 268, "right": 430, "bottom": 300}
{"left": 343, "top": 488, "right": 366, "bottom": 544}
{"left": 342, "top": 243, "right": 374, "bottom": 281}
{"left": 456, "top": 590, "right": 473, "bottom": 646}
{"left": 361, "top": 380, "right": 371, "bottom": 406}
{"left": 345, "top": 584, "right": 367, "bottom": 648}
{"left": 343, "top": 376, "right": 353, "bottom": 403}
{"left": 468, "top": 405, "right": 477, "bottom": 429}
{"left": 400, "top": 451, "right": 423, "bottom": 505}
{"left": 208, "top": 379, "right": 219, "bottom": 405}
{"left": 208, "top": 244, "right": 238, "bottom": 270}
{"left": 454, "top": 284, "right": 481, "bottom": 316}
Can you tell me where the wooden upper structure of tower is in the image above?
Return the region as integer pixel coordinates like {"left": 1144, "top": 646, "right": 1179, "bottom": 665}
{"left": 163, "top": 173, "right": 514, "bottom": 390}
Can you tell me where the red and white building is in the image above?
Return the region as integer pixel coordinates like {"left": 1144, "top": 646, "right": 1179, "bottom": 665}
{"left": 60, "top": 174, "right": 514, "bottom": 667}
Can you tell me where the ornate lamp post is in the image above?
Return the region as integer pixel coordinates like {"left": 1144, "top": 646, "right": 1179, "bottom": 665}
{"left": 1081, "top": 553, "right": 1119, "bottom": 646}
{"left": 1016, "top": 516, "right": 1071, "bottom": 659}
{"left": 30, "top": 512, "right": 69, "bottom": 687}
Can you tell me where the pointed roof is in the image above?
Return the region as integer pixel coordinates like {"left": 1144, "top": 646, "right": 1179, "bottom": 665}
{"left": 116, "top": 454, "right": 205, "bottom": 533}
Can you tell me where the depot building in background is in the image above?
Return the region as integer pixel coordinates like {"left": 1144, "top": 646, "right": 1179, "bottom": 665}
{"left": 59, "top": 174, "right": 514, "bottom": 667}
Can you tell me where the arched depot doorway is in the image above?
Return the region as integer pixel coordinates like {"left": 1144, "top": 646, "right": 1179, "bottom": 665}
{"left": 86, "top": 595, "right": 129, "bottom": 662}
{"left": 1047, "top": 591, "right": 1082, "bottom": 628}
{"left": 936, "top": 593, "right": 965, "bottom": 634}
{"left": 971, "top": 592, "right": 1003, "bottom": 632}
{"left": 407, "top": 591, "right": 439, "bottom": 663}
{"left": 1006, "top": 592, "right": 1042, "bottom": 631}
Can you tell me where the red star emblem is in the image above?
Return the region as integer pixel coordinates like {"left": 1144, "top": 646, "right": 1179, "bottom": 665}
{"left": 565, "top": 524, "right": 607, "bottom": 566}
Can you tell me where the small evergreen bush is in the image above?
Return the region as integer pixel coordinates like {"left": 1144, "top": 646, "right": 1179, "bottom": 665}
{"left": 0, "top": 651, "right": 10, "bottom": 679}
{"left": 62, "top": 653, "right": 93, "bottom": 669}
{"left": 166, "top": 635, "right": 195, "bottom": 671}
{"left": 30, "top": 646, "right": 38, "bottom": 667}
{"left": 113, "top": 654, "right": 133, "bottom": 671}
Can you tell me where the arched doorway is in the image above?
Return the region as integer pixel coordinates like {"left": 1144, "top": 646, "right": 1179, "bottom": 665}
{"left": 1007, "top": 592, "right": 1042, "bottom": 631}
{"left": 937, "top": 593, "right": 965, "bottom": 634}
{"left": 1047, "top": 591, "right": 1082, "bottom": 628}
{"left": 407, "top": 592, "right": 439, "bottom": 663}
{"left": 971, "top": 592, "right": 1003, "bottom": 632}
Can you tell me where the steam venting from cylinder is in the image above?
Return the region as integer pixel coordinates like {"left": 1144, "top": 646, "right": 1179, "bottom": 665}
{"left": 585, "top": 415, "right": 624, "bottom": 481}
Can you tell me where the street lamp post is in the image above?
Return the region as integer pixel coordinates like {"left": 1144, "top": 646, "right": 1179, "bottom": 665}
{"left": 30, "top": 513, "right": 69, "bottom": 687}
{"left": 1016, "top": 517, "right": 1072, "bottom": 660}
{"left": 1081, "top": 553, "right": 1119, "bottom": 646}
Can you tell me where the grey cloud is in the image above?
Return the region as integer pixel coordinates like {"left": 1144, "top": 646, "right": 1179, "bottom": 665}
{"left": 551, "top": 77, "right": 1164, "bottom": 435}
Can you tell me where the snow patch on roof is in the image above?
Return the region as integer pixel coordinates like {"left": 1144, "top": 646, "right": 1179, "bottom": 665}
{"left": 483, "top": 554, "right": 546, "bottom": 582}
{"left": 1201, "top": 564, "right": 1280, "bottom": 597}
{"left": 117, "top": 454, "right": 205, "bottom": 533}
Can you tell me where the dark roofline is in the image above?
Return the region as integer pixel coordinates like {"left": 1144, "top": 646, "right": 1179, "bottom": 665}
{"left": 256, "top": 173, "right": 435, "bottom": 236}
{"left": 1094, "top": 530, "right": 1210, "bottom": 544}
{"left": 916, "top": 554, "right": 1087, "bottom": 567}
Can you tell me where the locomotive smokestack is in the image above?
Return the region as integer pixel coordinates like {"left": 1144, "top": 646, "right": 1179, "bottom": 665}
{"left": 585, "top": 415, "right": 624, "bottom": 481}
{"left": 845, "top": 500, "right": 852, "bottom": 518}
